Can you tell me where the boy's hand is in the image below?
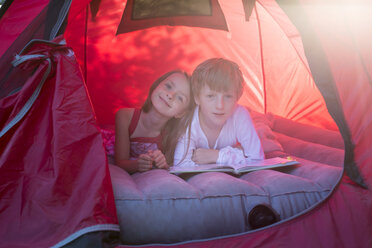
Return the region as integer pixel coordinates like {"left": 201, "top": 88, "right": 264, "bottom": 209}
{"left": 137, "top": 153, "right": 153, "bottom": 172}
{"left": 233, "top": 142, "right": 243, "bottom": 151}
{"left": 148, "top": 150, "right": 169, "bottom": 169}
{"left": 192, "top": 148, "right": 219, "bottom": 164}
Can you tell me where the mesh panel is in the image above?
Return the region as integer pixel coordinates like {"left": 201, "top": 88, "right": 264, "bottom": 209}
{"left": 132, "top": 0, "right": 212, "bottom": 19}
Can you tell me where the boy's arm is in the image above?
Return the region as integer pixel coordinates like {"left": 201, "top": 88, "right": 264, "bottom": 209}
{"left": 216, "top": 107, "right": 264, "bottom": 165}
{"left": 192, "top": 148, "right": 219, "bottom": 164}
{"left": 216, "top": 146, "right": 247, "bottom": 165}
{"left": 173, "top": 129, "right": 198, "bottom": 167}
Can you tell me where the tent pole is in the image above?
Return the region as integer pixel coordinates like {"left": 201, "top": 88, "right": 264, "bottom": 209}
{"left": 83, "top": 5, "right": 88, "bottom": 84}
{"left": 254, "top": 5, "right": 267, "bottom": 114}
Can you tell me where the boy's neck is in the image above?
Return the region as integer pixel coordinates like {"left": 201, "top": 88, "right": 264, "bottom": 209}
{"left": 198, "top": 110, "right": 223, "bottom": 148}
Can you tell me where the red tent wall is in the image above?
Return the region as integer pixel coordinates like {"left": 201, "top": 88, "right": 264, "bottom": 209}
{"left": 1, "top": 0, "right": 371, "bottom": 247}
{"left": 277, "top": 0, "right": 372, "bottom": 188}
{"left": 0, "top": 0, "right": 49, "bottom": 58}
{"left": 65, "top": 0, "right": 337, "bottom": 130}
{"left": 0, "top": 38, "right": 119, "bottom": 248}
{"left": 65, "top": 0, "right": 372, "bottom": 188}
{"left": 299, "top": 1, "right": 372, "bottom": 188}
{"left": 0, "top": 1, "right": 120, "bottom": 243}
{"left": 64, "top": 0, "right": 372, "bottom": 247}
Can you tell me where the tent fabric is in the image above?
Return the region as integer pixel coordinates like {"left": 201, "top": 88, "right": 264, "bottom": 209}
{"left": 307, "top": 1, "right": 372, "bottom": 189}
{"left": 0, "top": 0, "right": 49, "bottom": 58}
{"left": 277, "top": 0, "right": 368, "bottom": 188}
{"left": 0, "top": 0, "right": 69, "bottom": 99}
{"left": 1, "top": 0, "right": 372, "bottom": 247}
{"left": 0, "top": 0, "right": 48, "bottom": 98}
{"left": 64, "top": 0, "right": 336, "bottom": 130}
{"left": 116, "top": 0, "right": 229, "bottom": 34}
{"left": 64, "top": 0, "right": 372, "bottom": 246}
{"left": 287, "top": 0, "right": 372, "bottom": 189}
{"left": 0, "top": 38, "right": 119, "bottom": 247}
{"left": 65, "top": 0, "right": 372, "bottom": 186}
{"left": 43, "top": 0, "right": 72, "bottom": 40}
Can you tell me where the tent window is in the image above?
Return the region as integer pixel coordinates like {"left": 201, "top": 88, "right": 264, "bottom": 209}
{"left": 132, "top": 0, "right": 212, "bottom": 19}
{"left": 116, "top": 0, "right": 228, "bottom": 34}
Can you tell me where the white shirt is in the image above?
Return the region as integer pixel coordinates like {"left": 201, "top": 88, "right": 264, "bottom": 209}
{"left": 174, "top": 105, "right": 264, "bottom": 167}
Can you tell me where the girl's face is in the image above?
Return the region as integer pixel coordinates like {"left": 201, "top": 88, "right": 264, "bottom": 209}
{"left": 151, "top": 73, "right": 191, "bottom": 118}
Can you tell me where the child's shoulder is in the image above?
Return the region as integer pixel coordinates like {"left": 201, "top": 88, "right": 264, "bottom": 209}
{"left": 115, "top": 108, "right": 136, "bottom": 125}
{"left": 234, "top": 104, "right": 250, "bottom": 115}
{"left": 116, "top": 107, "right": 135, "bottom": 115}
{"left": 231, "top": 104, "right": 252, "bottom": 122}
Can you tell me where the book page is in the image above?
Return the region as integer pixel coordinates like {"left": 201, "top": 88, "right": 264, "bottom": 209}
{"left": 169, "top": 164, "right": 234, "bottom": 174}
{"left": 170, "top": 157, "right": 299, "bottom": 174}
{"left": 233, "top": 157, "right": 299, "bottom": 173}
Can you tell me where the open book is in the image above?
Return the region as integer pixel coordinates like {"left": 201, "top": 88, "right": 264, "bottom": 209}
{"left": 169, "top": 157, "right": 299, "bottom": 175}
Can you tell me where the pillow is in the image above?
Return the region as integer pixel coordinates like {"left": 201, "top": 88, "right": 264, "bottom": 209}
{"left": 268, "top": 113, "right": 344, "bottom": 149}
{"left": 255, "top": 122, "right": 285, "bottom": 154}
{"left": 248, "top": 108, "right": 285, "bottom": 157}
{"left": 248, "top": 108, "right": 273, "bottom": 128}
{"left": 275, "top": 132, "right": 344, "bottom": 167}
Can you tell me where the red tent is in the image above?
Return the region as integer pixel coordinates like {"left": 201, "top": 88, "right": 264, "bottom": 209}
{"left": 1, "top": 0, "right": 371, "bottom": 247}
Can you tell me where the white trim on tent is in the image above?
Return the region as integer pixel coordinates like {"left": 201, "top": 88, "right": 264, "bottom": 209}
{"left": 49, "top": 0, "right": 72, "bottom": 40}
{"left": 51, "top": 224, "right": 120, "bottom": 248}
{"left": 0, "top": 54, "right": 51, "bottom": 138}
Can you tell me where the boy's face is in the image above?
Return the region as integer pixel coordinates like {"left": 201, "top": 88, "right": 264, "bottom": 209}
{"left": 195, "top": 84, "right": 238, "bottom": 128}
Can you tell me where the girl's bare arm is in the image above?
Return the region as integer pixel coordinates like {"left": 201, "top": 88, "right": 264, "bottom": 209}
{"left": 114, "top": 108, "right": 149, "bottom": 173}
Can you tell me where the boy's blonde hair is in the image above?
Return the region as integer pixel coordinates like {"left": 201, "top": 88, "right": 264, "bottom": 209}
{"left": 191, "top": 58, "right": 244, "bottom": 99}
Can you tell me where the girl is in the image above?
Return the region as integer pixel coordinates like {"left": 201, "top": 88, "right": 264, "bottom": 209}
{"left": 115, "top": 70, "right": 194, "bottom": 173}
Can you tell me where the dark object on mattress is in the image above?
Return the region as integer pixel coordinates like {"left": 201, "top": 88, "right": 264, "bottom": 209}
{"left": 248, "top": 204, "right": 280, "bottom": 229}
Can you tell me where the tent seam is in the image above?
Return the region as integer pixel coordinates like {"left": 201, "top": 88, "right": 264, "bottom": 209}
{"left": 256, "top": 0, "right": 313, "bottom": 78}
{"left": 254, "top": 5, "right": 267, "bottom": 114}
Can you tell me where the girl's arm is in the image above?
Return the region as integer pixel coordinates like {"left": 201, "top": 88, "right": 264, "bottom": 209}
{"left": 114, "top": 108, "right": 152, "bottom": 173}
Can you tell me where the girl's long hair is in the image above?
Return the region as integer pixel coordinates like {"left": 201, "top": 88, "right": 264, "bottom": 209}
{"left": 162, "top": 103, "right": 195, "bottom": 165}
{"left": 142, "top": 70, "right": 195, "bottom": 165}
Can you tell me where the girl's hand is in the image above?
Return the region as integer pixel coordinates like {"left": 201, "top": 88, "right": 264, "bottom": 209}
{"left": 137, "top": 153, "right": 153, "bottom": 172}
{"left": 148, "top": 150, "right": 169, "bottom": 169}
{"left": 192, "top": 148, "right": 219, "bottom": 164}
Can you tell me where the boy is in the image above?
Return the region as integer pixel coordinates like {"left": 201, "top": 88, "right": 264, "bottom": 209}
{"left": 174, "top": 58, "right": 264, "bottom": 167}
